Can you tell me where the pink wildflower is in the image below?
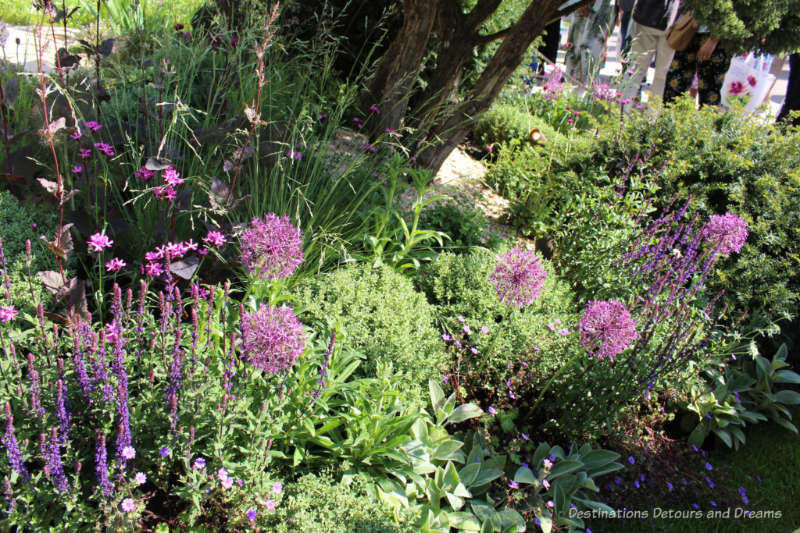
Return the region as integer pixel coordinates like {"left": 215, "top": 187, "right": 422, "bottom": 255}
{"left": 87, "top": 232, "right": 113, "bottom": 252}
{"left": 105, "top": 258, "right": 126, "bottom": 272}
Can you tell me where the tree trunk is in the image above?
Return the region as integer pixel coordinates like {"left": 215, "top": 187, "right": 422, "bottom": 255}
{"left": 417, "top": 0, "right": 575, "bottom": 173}
{"left": 362, "top": 0, "right": 438, "bottom": 137}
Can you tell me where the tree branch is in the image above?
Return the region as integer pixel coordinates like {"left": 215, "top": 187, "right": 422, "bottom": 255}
{"left": 477, "top": 26, "right": 512, "bottom": 45}
{"left": 465, "top": 0, "right": 503, "bottom": 30}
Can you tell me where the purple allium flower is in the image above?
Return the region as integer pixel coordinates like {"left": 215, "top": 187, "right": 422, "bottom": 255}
{"left": 703, "top": 213, "right": 748, "bottom": 257}
{"left": 265, "top": 499, "right": 276, "bottom": 512}
{"left": 105, "top": 258, "right": 126, "bottom": 272}
{"left": 272, "top": 481, "right": 283, "bottom": 494}
{"left": 203, "top": 231, "right": 226, "bottom": 247}
{"left": 121, "top": 498, "right": 135, "bottom": 513}
{"left": 240, "top": 214, "right": 304, "bottom": 280}
{"left": 247, "top": 508, "right": 258, "bottom": 522}
{"left": 194, "top": 457, "right": 206, "bottom": 470}
{"left": 579, "top": 300, "right": 638, "bottom": 362}
{"left": 93, "top": 142, "right": 115, "bottom": 157}
{"left": 241, "top": 304, "right": 304, "bottom": 374}
{"left": 87, "top": 232, "right": 113, "bottom": 252}
{"left": 134, "top": 472, "right": 147, "bottom": 485}
{"left": 0, "top": 306, "right": 17, "bottom": 322}
{"left": 489, "top": 248, "right": 548, "bottom": 308}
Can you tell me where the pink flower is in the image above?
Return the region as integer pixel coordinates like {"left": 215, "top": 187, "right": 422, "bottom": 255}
{"left": 271, "top": 481, "right": 283, "bottom": 494}
{"left": 134, "top": 472, "right": 147, "bottom": 485}
{"left": 543, "top": 478, "right": 550, "bottom": 489}
{"left": 203, "top": 231, "right": 226, "bottom": 247}
{"left": 105, "top": 257, "right": 126, "bottom": 272}
{"left": 489, "top": 248, "right": 548, "bottom": 308}
{"left": 265, "top": 499, "right": 276, "bottom": 512}
{"left": 121, "top": 446, "right": 136, "bottom": 460}
{"left": 93, "top": 142, "right": 115, "bottom": 157}
{"left": 369, "top": 104, "right": 381, "bottom": 114}
{"left": 70, "top": 130, "right": 82, "bottom": 140}
{"left": 78, "top": 148, "right": 92, "bottom": 159}
{"left": 285, "top": 151, "right": 302, "bottom": 161}
{"left": 86, "top": 121, "right": 102, "bottom": 132}
{"left": 121, "top": 498, "right": 136, "bottom": 513}
{"left": 72, "top": 165, "right": 82, "bottom": 173}
{"left": 579, "top": 300, "right": 638, "bottom": 362}
{"left": 729, "top": 81, "right": 746, "bottom": 96}
{"left": 135, "top": 167, "right": 156, "bottom": 180}
{"left": 0, "top": 305, "right": 18, "bottom": 322}
{"left": 143, "top": 262, "right": 164, "bottom": 278}
{"left": 240, "top": 214, "right": 305, "bottom": 280}
{"left": 154, "top": 185, "right": 177, "bottom": 203}
{"left": 703, "top": 213, "right": 748, "bottom": 256}
{"left": 87, "top": 232, "right": 113, "bottom": 252}
{"left": 747, "top": 75, "right": 757, "bottom": 87}
{"left": 162, "top": 167, "right": 183, "bottom": 187}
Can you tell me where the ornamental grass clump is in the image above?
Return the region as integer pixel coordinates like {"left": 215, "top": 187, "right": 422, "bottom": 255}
{"left": 489, "top": 247, "right": 548, "bottom": 308}
{"left": 240, "top": 214, "right": 305, "bottom": 280}
{"left": 240, "top": 304, "right": 305, "bottom": 374}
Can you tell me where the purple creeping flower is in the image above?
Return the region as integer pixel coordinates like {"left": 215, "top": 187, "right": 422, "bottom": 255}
{"left": 159, "top": 446, "right": 171, "bottom": 457}
{"left": 579, "top": 300, "right": 638, "bottom": 363}
{"left": 247, "top": 508, "right": 258, "bottom": 522}
{"left": 489, "top": 248, "right": 548, "bottom": 308}
{"left": 2, "top": 403, "right": 29, "bottom": 480}
{"left": 241, "top": 304, "right": 305, "bottom": 374}
{"left": 628, "top": 456, "right": 635, "bottom": 465}
{"left": 703, "top": 213, "right": 748, "bottom": 257}
{"left": 194, "top": 457, "right": 206, "bottom": 470}
{"left": 240, "top": 213, "right": 305, "bottom": 280}
{"left": 96, "top": 434, "right": 114, "bottom": 497}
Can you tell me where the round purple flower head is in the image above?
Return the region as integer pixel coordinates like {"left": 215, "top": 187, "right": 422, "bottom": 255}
{"left": 240, "top": 213, "right": 304, "bottom": 280}
{"left": 703, "top": 213, "right": 748, "bottom": 257}
{"left": 241, "top": 304, "right": 305, "bottom": 374}
{"left": 489, "top": 248, "right": 547, "bottom": 308}
{"left": 579, "top": 299, "right": 638, "bottom": 362}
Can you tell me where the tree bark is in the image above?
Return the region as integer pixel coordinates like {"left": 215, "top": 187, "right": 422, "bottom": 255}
{"left": 362, "top": 0, "right": 438, "bottom": 137}
{"left": 416, "top": 0, "right": 590, "bottom": 173}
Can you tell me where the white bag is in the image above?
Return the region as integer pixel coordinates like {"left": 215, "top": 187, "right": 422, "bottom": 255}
{"left": 720, "top": 53, "right": 776, "bottom": 113}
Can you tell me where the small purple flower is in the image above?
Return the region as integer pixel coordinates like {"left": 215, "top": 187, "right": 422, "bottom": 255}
{"left": 93, "top": 142, "right": 115, "bottom": 157}
{"left": 121, "top": 498, "right": 135, "bottom": 513}
{"left": 557, "top": 328, "right": 570, "bottom": 335}
{"left": 520, "top": 432, "right": 529, "bottom": 441}
{"left": 247, "top": 508, "right": 257, "bottom": 522}
{"left": 441, "top": 333, "right": 452, "bottom": 342}
{"left": 0, "top": 306, "right": 18, "bottom": 322}
{"left": 543, "top": 478, "right": 550, "bottom": 489}
{"left": 705, "top": 462, "right": 713, "bottom": 471}
{"left": 667, "top": 481, "right": 674, "bottom": 491}
{"left": 194, "top": 457, "right": 206, "bottom": 470}
{"left": 78, "top": 148, "right": 91, "bottom": 159}
{"left": 369, "top": 104, "right": 381, "bottom": 114}
{"left": 86, "top": 121, "right": 103, "bottom": 131}
{"left": 487, "top": 406, "right": 497, "bottom": 415}
{"left": 285, "top": 150, "right": 303, "bottom": 161}
{"left": 463, "top": 325, "right": 472, "bottom": 334}
{"left": 265, "top": 499, "right": 276, "bottom": 512}
{"left": 272, "top": 481, "right": 283, "bottom": 494}
{"left": 628, "top": 456, "right": 635, "bottom": 465}
{"left": 543, "top": 459, "right": 553, "bottom": 469}
{"left": 72, "top": 165, "right": 82, "bottom": 173}
{"left": 203, "top": 231, "right": 226, "bottom": 247}
{"left": 509, "top": 480, "right": 519, "bottom": 489}
{"left": 705, "top": 476, "right": 714, "bottom": 489}
{"left": 121, "top": 446, "right": 136, "bottom": 460}
{"left": 134, "top": 472, "right": 147, "bottom": 485}
{"left": 469, "top": 346, "right": 478, "bottom": 355}
{"left": 489, "top": 248, "right": 548, "bottom": 308}
{"left": 480, "top": 326, "right": 489, "bottom": 334}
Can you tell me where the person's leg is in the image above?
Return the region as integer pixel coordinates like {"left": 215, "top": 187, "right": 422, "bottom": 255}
{"left": 620, "top": 9, "right": 632, "bottom": 55}
{"left": 621, "top": 23, "right": 658, "bottom": 101}
{"left": 698, "top": 43, "right": 729, "bottom": 106}
{"left": 777, "top": 53, "right": 800, "bottom": 123}
{"left": 540, "top": 19, "right": 561, "bottom": 65}
{"left": 650, "top": 30, "right": 676, "bottom": 102}
{"left": 663, "top": 34, "right": 701, "bottom": 104}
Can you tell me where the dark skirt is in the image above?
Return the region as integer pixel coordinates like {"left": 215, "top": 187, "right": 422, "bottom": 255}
{"left": 664, "top": 32, "right": 730, "bottom": 107}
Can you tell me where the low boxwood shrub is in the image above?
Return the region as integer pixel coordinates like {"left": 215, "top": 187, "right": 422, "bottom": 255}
{"left": 474, "top": 103, "right": 562, "bottom": 149}
{"left": 266, "top": 472, "right": 413, "bottom": 533}
{"left": 292, "top": 263, "right": 445, "bottom": 400}
{"left": 419, "top": 199, "right": 502, "bottom": 253}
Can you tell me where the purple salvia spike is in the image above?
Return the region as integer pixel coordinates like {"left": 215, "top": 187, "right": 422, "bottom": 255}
{"left": 95, "top": 433, "right": 113, "bottom": 497}
{"left": 45, "top": 427, "right": 69, "bottom": 493}
{"left": 2, "top": 402, "right": 29, "bottom": 480}
{"left": 55, "top": 380, "right": 70, "bottom": 446}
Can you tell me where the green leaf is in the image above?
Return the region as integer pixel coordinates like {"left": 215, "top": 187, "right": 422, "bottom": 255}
{"left": 774, "top": 370, "right": 800, "bottom": 385}
{"left": 713, "top": 428, "right": 733, "bottom": 448}
{"left": 548, "top": 460, "right": 583, "bottom": 479}
{"left": 446, "top": 403, "right": 484, "bottom": 424}
{"left": 459, "top": 463, "right": 482, "bottom": 486}
{"left": 581, "top": 449, "right": 620, "bottom": 469}
{"left": 448, "top": 512, "right": 482, "bottom": 531}
{"left": 513, "top": 466, "right": 537, "bottom": 485}
{"left": 443, "top": 462, "right": 461, "bottom": 490}
{"left": 433, "top": 440, "right": 465, "bottom": 461}
{"left": 429, "top": 380, "right": 446, "bottom": 413}
{"left": 155, "top": 524, "right": 170, "bottom": 533}
{"left": 773, "top": 390, "right": 800, "bottom": 405}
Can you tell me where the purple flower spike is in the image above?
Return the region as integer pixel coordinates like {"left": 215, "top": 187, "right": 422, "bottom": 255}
{"left": 489, "top": 248, "right": 548, "bottom": 308}
{"left": 240, "top": 213, "right": 304, "bottom": 280}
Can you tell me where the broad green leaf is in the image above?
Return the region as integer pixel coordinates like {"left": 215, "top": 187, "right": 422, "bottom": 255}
{"left": 449, "top": 512, "right": 482, "bottom": 531}
{"left": 433, "top": 440, "right": 465, "bottom": 461}
{"left": 513, "top": 466, "right": 537, "bottom": 485}
{"left": 773, "top": 390, "right": 800, "bottom": 405}
{"left": 429, "top": 380, "right": 446, "bottom": 413}
{"left": 447, "top": 403, "right": 484, "bottom": 424}
{"left": 549, "top": 460, "right": 583, "bottom": 479}
{"left": 774, "top": 370, "right": 800, "bottom": 385}
{"left": 459, "top": 463, "right": 482, "bottom": 486}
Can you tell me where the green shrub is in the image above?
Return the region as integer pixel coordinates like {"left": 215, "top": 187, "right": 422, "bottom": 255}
{"left": 292, "top": 263, "right": 445, "bottom": 400}
{"left": 474, "top": 103, "right": 561, "bottom": 148}
{"left": 593, "top": 96, "right": 800, "bottom": 323}
{"left": 266, "top": 472, "right": 412, "bottom": 533}
{"left": 419, "top": 199, "right": 501, "bottom": 252}
{"left": 0, "top": 190, "right": 63, "bottom": 314}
